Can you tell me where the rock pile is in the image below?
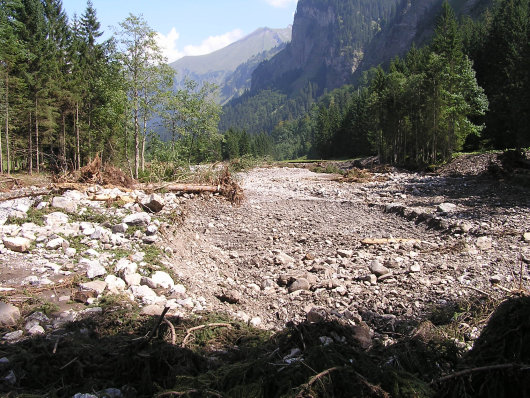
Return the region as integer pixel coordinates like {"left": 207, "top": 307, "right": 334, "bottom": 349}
{"left": 0, "top": 186, "right": 208, "bottom": 343}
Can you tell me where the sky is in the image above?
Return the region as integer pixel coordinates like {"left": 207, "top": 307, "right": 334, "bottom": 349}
{"left": 62, "top": 0, "right": 298, "bottom": 63}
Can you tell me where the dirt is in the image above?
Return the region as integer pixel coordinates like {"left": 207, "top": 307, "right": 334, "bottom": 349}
{"left": 160, "top": 161, "right": 530, "bottom": 335}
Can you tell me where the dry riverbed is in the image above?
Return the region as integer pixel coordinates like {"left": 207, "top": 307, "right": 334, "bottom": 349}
{"left": 0, "top": 156, "right": 529, "bottom": 396}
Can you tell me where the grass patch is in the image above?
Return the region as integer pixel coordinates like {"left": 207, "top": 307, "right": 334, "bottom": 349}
{"left": 3, "top": 297, "right": 529, "bottom": 397}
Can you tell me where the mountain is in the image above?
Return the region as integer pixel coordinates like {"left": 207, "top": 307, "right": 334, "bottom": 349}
{"left": 170, "top": 26, "right": 292, "bottom": 104}
{"left": 220, "top": 0, "right": 493, "bottom": 134}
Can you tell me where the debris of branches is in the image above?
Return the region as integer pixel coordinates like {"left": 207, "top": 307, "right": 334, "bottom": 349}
{"left": 53, "top": 154, "right": 135, "bottom": 189}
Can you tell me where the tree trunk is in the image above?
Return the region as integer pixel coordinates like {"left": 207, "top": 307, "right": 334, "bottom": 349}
{"left": 28, "top": 112, "right": 33, "bottom": 174}
{"left": 76, "top": 102, "right": 81, "bottom": 170}
{"left": 35, "top": 98, "right": 40, "bottom": 173}
{"left": 141, "top": 114, "right": 147, "bottom": 172}
{"left": 62, "top": 113, "right": 66, "bottom": 170}
{"left": 0, "top": 123, "right": 3, "bottom": 174}
{"left": 134, "top": 88, "right": 139, "bottom": 179}
{"left": 6, "top": 73, "right": 10, "bottom": 174}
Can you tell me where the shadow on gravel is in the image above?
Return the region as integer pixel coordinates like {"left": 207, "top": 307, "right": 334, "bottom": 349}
{"left": 1, "top": 296, "right": 529, "bottom": 397}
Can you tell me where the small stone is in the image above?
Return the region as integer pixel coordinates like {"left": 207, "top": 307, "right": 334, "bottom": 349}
{"left": 409, "top": 263, "right": 421, "bottom": 273}
{"left": 2, "top": 330, "right": 23, "bottom": 341}
{"left": 304, "top": 252, "right": 315, "bottom": 261}
{"left": 80, "top": 280, "right": 107, "bottom": 295}
{"left": 111, "top": 223, "right": 128, "bottom": 234}
{"left": 65, "top": 247, "right": 77, "bottom": 257}
{"left": 369, "top": 259, "right": 390, "bottom": 277}
{"left": 115, "top": 258, "right": 137, "bottom": 277}
{"left": 306, "top": 307, "right": 327, "bottom": 323}
{"left": 437, "top": 203, "right": 457, "bottom": 213}
{"left": 46, "top": 237, "right": 66, "bottom": 250}
{"left": 0, "top": 302, "right": 21, "bottom": 327}
{"left": 124, "top": 273, "right": 142, "bottom": 286}
{"left": 143, "top": 235, "right": 157, "bottom": 244}
{"left": 3, "top": 237, "right": 32, "bottom": 253}
{"left": 141, "top": 304, "right": 166, "bottom": 316}
{"left": 172, "top": 284, "right": 187, "bottom": 295}
{"left": 44, "top": 211, "right": 69, "bottom": 226}
{"left": 129, "top": 285, "right": 158, "bottom": 304}
{"left": 216, "top": 289, "right": 241, "bottom": 304}
{"left": 475, "top": 236, "right": 492, "bottom": 251}
{"left": 250, "top": 317, "right": 262, "bottom": 327}
{"left": 105, "top": 275, "right": 126, "bottom": 293}
{"left": 490, "top": 274, "right": 502, "bottom": 284}
{"left": 523, "top": 232, "right": 530, "bottom": 242}
{"left": 123, "top": 212, "right": 151, "bottom": 226}
{"left": 288, "top": 278, "right": 310, "bottom": 293}
{"left": 337, "top": 249, "right": 353, "bottom": 258}
{"left": 146, "top": 225, "right": 158, "bottom": 236}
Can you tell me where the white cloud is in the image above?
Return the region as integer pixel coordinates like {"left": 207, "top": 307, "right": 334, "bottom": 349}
{"left": 156, "top": 28, "right": 244, "bottom": 63}
{"left": 265, "top": 0, "right": 297, "bottom": 8}
{"left": 182, "top": 29, "right": 244, "bottom": 57}
{"left": 156, "top": 28, "right": 184, "bottom": 63}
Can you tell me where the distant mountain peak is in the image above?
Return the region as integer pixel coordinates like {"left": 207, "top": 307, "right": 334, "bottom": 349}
{"left": 170, "top": 26, "right": 292, "bottom": 104}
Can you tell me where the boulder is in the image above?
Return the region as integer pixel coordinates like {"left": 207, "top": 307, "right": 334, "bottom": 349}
{"left": 115, "top": 258, "right": 137, "bottom": 277}
{"left": 80, "top": 280, "right": 107, "bottom": 295}
{"left": 3, "top": 237, "right": 31, "bottom": 253}
{"left": 44, "top": 212, "right": 69, "bottom": 226}
{"left": 105, "top": 275, "right": 126, "bottom": 294}
{"left": 0, "top": 302, "right": 21, "bottom": 327}
{"left": 80, "top": 258, "right": 106, "bottom": 279}
{"left": 369, "top": 259, "right": 390, "bottom": 277}
{"left": 142, "top": 194, "right": 165, "bottom": 213}
{"left": 151, "top": 271, "right": 175, "bottom": 289}
{"left": 51, "top": 196, "right": 78, "bottom": 213}
{"left": 46, "top": 237, "right": 66, "bottom": 250}
{"left": 288, "top": 278, "right": 311, "bottom": 293}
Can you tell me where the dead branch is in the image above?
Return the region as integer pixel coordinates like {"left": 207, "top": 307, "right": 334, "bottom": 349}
{"left": 142, "top": 306, "right": 170, "bottom": 347}
{"left": 164, "top": 318, "right": 176, "bottom": 345}
{"left": 434, "top": 363, "right": 529, "bottom": 384}
{"left": 181, "top": 323, "right": 232, "bottom": 347}
{"left": 306, "top": 367, "right": 342, "bottom": 387}
{"left": 463, "top": 285, "right": 491, "bottom": 297}
{"left": 156, "top": 390, "right": 223, "bottom": 397}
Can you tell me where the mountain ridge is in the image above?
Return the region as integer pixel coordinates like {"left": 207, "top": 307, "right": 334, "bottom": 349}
{"left": 170, "top": 26, "right": 292, "bottom": 104}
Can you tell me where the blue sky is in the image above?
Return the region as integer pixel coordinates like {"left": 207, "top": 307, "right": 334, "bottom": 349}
{"left": 62, "top": 0, "right": 297, "bottom": 63}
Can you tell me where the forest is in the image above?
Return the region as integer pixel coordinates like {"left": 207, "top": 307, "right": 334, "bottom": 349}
{"left": 258, "top": 0, "right": 530, "bottom": 166}
{"left": 0, "top": 0, "right": 529, "bottom": 174}
{"left": 0, "top": 0, "right": 222, "bottom": 179}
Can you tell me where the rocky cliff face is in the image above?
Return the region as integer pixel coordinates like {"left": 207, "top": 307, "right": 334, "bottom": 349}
{"left": 250, "top": 0, "right": 493, "bottom": 96}
{"left": 251, "top": 0, "right": 361, "bottom": 95}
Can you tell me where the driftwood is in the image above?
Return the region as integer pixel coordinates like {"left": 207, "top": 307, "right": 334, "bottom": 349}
{"left": 361, "top": 238, "right": 420, "bottom": 245}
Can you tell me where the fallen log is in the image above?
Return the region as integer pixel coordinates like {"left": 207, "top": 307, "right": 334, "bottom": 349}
{"left": 163, "top": 183, "right": 221, "bottom": 194}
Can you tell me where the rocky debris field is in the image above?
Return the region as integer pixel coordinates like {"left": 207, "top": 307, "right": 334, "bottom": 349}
{"left": 0, "top": 156, "right": 529, "bottom": 395}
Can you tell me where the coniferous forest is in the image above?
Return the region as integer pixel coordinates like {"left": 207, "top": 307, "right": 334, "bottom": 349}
{"left": 0, "top": 0, "right": 529, "bottom": 174}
